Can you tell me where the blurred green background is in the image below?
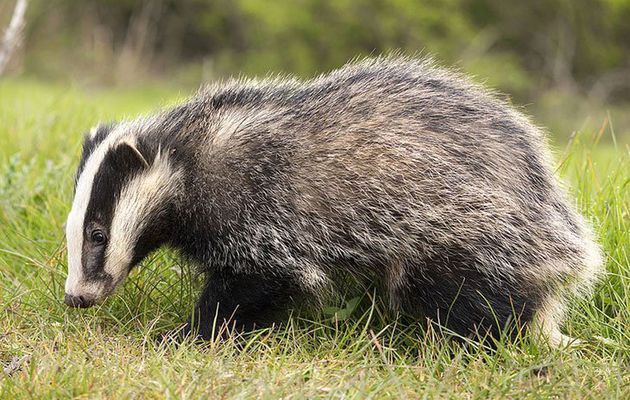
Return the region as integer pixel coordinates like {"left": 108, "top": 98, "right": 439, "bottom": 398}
{"left": 2, "top": 0, "right": 629, "bottom": 143}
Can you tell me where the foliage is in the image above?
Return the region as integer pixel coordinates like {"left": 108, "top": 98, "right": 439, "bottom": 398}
{"left": 14, "top": 0, "right": 628, "bottom": 100}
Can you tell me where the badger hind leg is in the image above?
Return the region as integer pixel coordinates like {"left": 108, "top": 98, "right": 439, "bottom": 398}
{"left": 532, "top": 243, "right": 604, "bottom": 347}
{"left": 391, "top": 262, "right": 593, "bottom": 347}
{"left": 388, "top": 257, "right": 547, "bottom": 344}
{"left": 530, "top": 296, "right": 580, "bottom": 347}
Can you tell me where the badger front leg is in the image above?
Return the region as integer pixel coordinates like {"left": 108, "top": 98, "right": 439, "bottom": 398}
{"left": 184, "top": 269, "right": 307, "bottom": 340}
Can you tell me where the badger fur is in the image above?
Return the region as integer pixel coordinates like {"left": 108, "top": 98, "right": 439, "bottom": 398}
{"left": 64, "top": 57, "right": 603, "bottom": 345}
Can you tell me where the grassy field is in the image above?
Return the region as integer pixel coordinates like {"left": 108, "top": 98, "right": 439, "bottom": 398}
{"left": 0, "top": 79, "right": 628, "bottom": 399}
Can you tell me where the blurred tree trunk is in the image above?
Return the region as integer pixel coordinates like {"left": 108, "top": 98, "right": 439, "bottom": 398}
{"left": 115, "top": 0, "right": 162, "bottom": 84}
{"left": 0, "top": 0, "right": 27, "bottom": 76}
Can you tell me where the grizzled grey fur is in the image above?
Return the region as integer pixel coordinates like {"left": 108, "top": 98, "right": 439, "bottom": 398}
{"left": 66, "top": 57, "right": 603, "bottom": 345}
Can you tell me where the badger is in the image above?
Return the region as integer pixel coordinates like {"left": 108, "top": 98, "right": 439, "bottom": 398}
{"left": 64, "top": 57, "right": 603, "bottom": 345}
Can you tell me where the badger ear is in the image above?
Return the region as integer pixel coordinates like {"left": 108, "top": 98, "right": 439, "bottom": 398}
{"left": 112, "top": 139, "right": 150, "bottom": 170}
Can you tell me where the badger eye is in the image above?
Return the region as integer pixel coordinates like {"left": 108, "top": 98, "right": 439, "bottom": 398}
{"left": 91, "top": 229, "right": 107, "bottom": 245}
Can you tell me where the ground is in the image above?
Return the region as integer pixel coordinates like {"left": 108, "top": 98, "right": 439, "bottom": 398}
{"left": 0, "top": 79, "right": 628, "bottom": 398}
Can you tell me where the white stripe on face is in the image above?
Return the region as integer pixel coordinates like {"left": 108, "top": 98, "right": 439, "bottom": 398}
{"left": 104, "top": 149, "right": 182, "bottom": 287}
{"left": 65, "top": 121, "right": 145, "bottom": 296}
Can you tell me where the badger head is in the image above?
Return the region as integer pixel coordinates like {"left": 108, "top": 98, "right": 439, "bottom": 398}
{"left": 64, "top": 123, "right": 181, "bottom": 308}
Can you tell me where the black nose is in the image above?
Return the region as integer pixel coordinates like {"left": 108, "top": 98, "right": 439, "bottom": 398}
{"left": 64, "top": 293, "right": 94, "bottom": 308}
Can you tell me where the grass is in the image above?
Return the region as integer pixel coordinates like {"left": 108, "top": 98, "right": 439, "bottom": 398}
{"left": 1, "top": 78, "right": 628, "bottom": 399}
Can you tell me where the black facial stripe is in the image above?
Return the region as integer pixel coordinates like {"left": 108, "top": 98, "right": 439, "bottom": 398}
{"left": 81, "top": 142, "right": 149, "bottom": 281}
{"left": 76, "top": 123, "right": 116, "bottom": 187}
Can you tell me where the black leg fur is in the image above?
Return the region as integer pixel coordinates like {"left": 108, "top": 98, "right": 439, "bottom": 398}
{"left": 394, "top": 253, "right": 545, "bottom": 342}
{"left": 185, "top": 269, "right": 308, "bottom": 340}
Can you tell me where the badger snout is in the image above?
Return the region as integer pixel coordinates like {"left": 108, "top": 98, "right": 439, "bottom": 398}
{"left": 64, "top": 293, "right": 96, "bottom": 308}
